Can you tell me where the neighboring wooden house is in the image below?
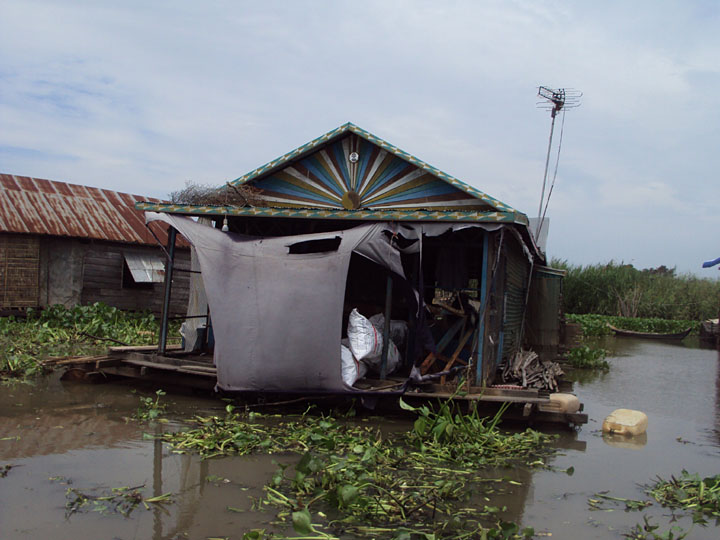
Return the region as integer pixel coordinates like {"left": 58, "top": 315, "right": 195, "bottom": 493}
{"left": 0, "top": 174, "right": 189, "bottom": 314}
{"left": 138, "top": 123, "right": 555, "bottom": 392}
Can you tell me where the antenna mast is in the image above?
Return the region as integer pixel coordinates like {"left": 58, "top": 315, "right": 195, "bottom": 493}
{"left": 535, "top": 86, "right": 581, "bottom": 240}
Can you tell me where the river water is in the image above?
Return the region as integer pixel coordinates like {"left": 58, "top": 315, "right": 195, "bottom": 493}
{"left": 1, "top": 338, "right": 718, "bottom": 540}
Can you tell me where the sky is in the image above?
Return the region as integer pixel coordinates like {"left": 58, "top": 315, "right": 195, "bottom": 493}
{"left": 1, "top": 0, "right": 719, "bottom": 275}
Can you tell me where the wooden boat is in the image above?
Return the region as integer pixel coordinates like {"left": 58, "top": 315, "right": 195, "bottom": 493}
{"left": 606, "top": 324, "right": 692, "bottom": 340}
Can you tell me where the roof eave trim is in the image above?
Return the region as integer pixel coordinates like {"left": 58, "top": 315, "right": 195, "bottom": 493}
{"left": 135, "top": 201, "right": 529, "bottom": 225}
{"left": 230, "top": 122, "right": 354, "bottom": 187}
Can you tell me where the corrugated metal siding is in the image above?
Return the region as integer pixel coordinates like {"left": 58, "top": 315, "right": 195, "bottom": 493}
{"left": 525, "top": 267, "right": 564, "bottom": 359}
{"left": 501, "top": 241, "right": 529, "bottom": 360}
{"left": 124, "top": 252, "right": 165, "bottom": 283}
{"left": 480, "top": 232, "right": 503, "bottom": 386}
{"left": 0, "top": 174, "right": 181, "bottom": 246}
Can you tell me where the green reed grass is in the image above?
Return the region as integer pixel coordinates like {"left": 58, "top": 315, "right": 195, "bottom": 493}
{"left": 551, "top": 259, "right": 720, "bottom": 320}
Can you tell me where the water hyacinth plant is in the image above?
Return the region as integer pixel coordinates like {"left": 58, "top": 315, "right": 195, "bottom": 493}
{"left": 163, "top": 401, "right": 553, "bottom": 538}
{"left": 565, "top": 314, "right": 698, "bottom": 338}
{"left": 623, "top": 516, "right": 690, "bottom": 540}
{"left": 134, "top": 389, "right": 168, "bottom": 421}
{"left": 0, "top": 302, "right": 179, "bottom": 380}
{"left": 565, "top": 345, "right": 610, "bottom": 371}
{"left": 647, "top": 471, "right": 720, "bottom": 520}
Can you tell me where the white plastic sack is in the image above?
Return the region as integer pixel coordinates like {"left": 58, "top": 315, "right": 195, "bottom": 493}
{"left": 368, "top": 313, "right": 409, "bottom": 349}
{"left": 348, "top": 308, "right": 383, "bottom": 360}
{"left": 341, "top": 344, "right": 367, "bottom": 386}
{"left": 362, "top": 339, "right": 401, "bottom": 375}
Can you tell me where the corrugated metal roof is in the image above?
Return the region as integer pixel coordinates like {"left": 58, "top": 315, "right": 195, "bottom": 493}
{"left": 0, "top": 174, "right": 179, "bottom": 246}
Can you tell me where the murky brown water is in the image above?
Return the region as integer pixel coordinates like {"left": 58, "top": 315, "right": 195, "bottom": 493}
{"left": 1, "top": 339, "right": 718, "bottom": 539}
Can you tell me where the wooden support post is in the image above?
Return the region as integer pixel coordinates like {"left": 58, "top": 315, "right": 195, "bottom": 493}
{"left": 158, "top": 227, "right": 177, "bottom": 355}
{"left": 379, "top": 274, "right": 393, "bottom": 380}
{"left": 496, "top": 291, "right": 507, "bottom": 367}
{"left": 475, "top": 230, "right": 489, "bottom": 384}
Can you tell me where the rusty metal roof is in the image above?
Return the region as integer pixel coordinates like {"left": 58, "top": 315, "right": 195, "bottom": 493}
{"left": 0, "top": 173, "right": 179, "bottom": 246}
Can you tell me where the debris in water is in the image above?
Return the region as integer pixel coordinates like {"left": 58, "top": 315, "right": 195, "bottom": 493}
{"left": 65, "top": 484, "right": 173, "bottom": 517}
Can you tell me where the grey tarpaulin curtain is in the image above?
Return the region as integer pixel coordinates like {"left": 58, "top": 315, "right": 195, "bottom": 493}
{"left": 180, "top": 217, "right": 211, "bottom": 351}
{"left": 145, "top": 212, "right": 405, "bottom": 392}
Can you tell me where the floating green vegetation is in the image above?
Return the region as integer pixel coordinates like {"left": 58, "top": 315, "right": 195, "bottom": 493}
{"left": 400, "top": 399, "right": 553, "bottom": 468}
{"left": 134, "top": 389, "right": 168, "bottom": 421}
{"left": 164, "top": 400, "right": 554, "bottom": 539}
{"left": 566, "top": 314, "right": 697, "bottom": 338}
{"left": 163, "top": 406, "right": 386, "bottom": 458}
{"left": 623, "top": 516, "right": 690, "bottom": 540}
{"left": 65, "top": 484, "right": 173, "bottom": 517}
{"left": 565, "top": 345, "right": 610, "bottom": 371}
{"left": 0, "top": 302, "right": 179, "bottom": 380}
{"left": 604, "top": 471, "right": 720, "bottom": 538}
{"left": 647, "top": 471, "right": 720, "bottom": 520}
{"left": 588, "top": 492, "right": 652, "bottom": 512}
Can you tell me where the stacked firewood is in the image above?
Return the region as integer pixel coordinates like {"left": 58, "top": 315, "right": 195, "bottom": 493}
{"left": 500, "top": 349, "right": 564, "bottom": 392}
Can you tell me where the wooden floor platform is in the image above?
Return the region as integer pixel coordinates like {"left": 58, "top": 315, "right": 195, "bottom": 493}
{"left": 54, "top": 346, "right": 588, "bottom": 427}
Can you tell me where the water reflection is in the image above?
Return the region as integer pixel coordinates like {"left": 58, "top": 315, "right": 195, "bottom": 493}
{"left": 601, "top": 431, "right": 647, "bottom": 449}
{"left": 525, "top": 337, "right": 720, "bottom": 539}
{"left": 2, "top": 338, "right": 720, "bottom": 540}
{"left": 566, "top": 367, "right": 610, "bottom": 386}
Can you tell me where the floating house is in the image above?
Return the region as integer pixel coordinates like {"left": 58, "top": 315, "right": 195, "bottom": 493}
{"left": 135, "top": 123, "right": 569, "bottom": 404}
{"left": 0, "top": 174, "right": 189, "bottom": 314}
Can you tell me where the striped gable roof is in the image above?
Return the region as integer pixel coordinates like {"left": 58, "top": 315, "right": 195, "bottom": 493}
{"left": 231, "top": 123, "right": 517, "bottom": 214}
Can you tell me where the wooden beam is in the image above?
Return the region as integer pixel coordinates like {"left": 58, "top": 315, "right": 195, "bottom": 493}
{"left": 439, "top": 328, "right": 473, "bottom": 384}
{"left": 476, "top": 230, "right": 489, "bottom": 383}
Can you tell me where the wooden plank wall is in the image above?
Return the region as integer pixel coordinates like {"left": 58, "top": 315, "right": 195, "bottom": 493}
{"left": 80, "top": 242, "right": 190, "bottom": 315}
{"left": 0, "top": 233, "right": 40, "bottom": 308}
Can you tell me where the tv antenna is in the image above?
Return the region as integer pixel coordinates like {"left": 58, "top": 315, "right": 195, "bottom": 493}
{"left": 535, "top": 86, "right": 582, "bottom": 241}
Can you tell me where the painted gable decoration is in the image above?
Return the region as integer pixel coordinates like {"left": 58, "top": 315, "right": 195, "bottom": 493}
{"left": 232, "top": 123, "right": 512, "bottom": 213}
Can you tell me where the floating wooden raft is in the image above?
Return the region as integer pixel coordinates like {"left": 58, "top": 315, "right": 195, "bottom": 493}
{"left": 56, "top": 345, "right": 216, "bottom": 390}
{"left": 55, "top": 346, "right": 587, "bottom": 426}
